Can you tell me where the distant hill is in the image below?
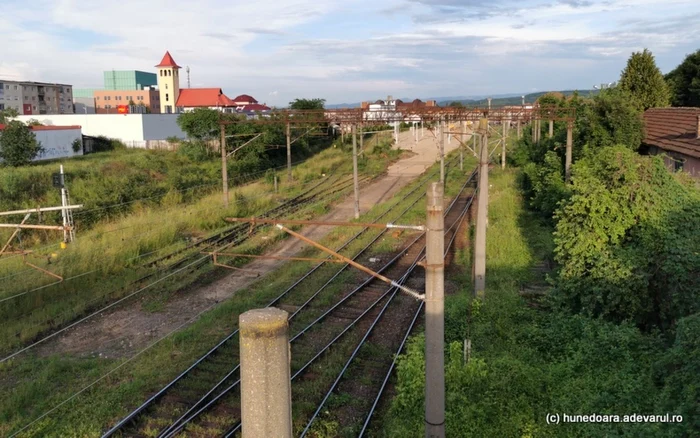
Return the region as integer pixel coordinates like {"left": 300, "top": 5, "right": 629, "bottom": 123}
{"left": 438, "top": 90, "right": 599, "bottom": 107}
{"left": 326, "top": 90, "right": 599, "bottom": 109}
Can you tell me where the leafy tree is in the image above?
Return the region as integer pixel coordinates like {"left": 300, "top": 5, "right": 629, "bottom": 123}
{"left": 618, "top": 49, "right": 671, "bottom": 110}
{"left": 177, "top": 108, "right": 222, "bottom": 140}
{"left": 0, "top": 120, "right": 44, "bottom": 166}
{"left": 289, "top": 98, "right": 325, "bottom": 110}
{"left": 0, "top": 108, "right": 19, "bottom": 124}
{"left": 448, "top": 101, "right": 465, "bottom": 107}
{"left": 665, "top": 49, "right": 700, "bottom": 107}
{"left": 577, "top": 88, "right": 645, "bottom": 151}
{"left": 553, "top": 146, "right": 700, "bottom": 330}
{"left": 26, "top": 119, "right": 42, "bottom": 126}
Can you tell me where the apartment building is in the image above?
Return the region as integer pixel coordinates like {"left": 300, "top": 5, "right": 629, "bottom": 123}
{"left": 0, "top": 80, "right": 74, "bottom": 115}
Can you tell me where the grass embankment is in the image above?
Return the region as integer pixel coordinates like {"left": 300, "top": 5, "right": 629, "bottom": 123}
{"left": 382, "top": 169, "right": 682, "bottom": 438}
{"left": 0, "top": 152, "right": 475, "bottom": 436}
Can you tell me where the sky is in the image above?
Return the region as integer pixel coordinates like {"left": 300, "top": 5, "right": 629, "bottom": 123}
{"left": 1, "top": 0, "right": 699, "bottom": 106}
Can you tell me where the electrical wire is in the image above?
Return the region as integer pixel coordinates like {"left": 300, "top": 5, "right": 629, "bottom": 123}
{"left": 0, "top": 256, "right": 209, "bottom": 364}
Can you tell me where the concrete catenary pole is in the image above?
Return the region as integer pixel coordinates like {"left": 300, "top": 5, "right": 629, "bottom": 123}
{"left": 239, "top": 308, "right": 292, "bottom": 438}
{"left": 286, "top": 121, "right": 292, "bottom": 182}
{"left": 352, "top": 124, "right": 360, "bottom": 219}
{"left": 517, "top": 120, "right": 522, "bottom": 139}
{"left": 460, "top": 120, "right": 466, "bottom": 171}
{"left": 425, "top": 182, "right": 445, "bottom": 438}
{"left": 59, "top": 164, "right": 68, "bottom": 243}
{"left": 474, "top": 118, "right": 489, "bottom": 299}
{"left": 501, "top": 121, "right": 507, "bottom": 169}
{"left": 549, "top": 120, "right": 554, "bottom": 138}
{"left": 439, "top": 119, "right": 445, "bottom": 184}
{"left": 472, "top": 129, "right": 477, "bottom": 157}
{"left": 565, "top": 121, "right": 573, "bottom": 182}
{"left": 220, "top": 124, "right": 229, "bottom": 208}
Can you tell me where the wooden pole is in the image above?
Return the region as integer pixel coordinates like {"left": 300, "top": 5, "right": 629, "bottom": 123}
{"left": 425, "top": 182, "right": 445, "bottom": 438}
{"left": 549, "top": 120, "right": 554, "bottom": 138}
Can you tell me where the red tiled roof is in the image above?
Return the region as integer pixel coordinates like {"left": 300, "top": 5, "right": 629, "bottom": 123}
{"left": 240, "top": 103, "right": 270, "bottom": 112}
{"left": 0, "top": 124, "right": 81, "bottom": 131}
{"left": 155, "top": 51, "right": 181, "bottom": 68}
{"left": 643, "top": 108, "right": 700, "bottom": 159}
{"left": 175, "top": 89, "right": 235, "bottom": 107}
{"left": 232, "top": 94, "right": 257, "bottom": 104}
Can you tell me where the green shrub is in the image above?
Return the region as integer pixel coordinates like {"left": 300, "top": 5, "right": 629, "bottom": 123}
{"left": 176, "top": 140, "right": 213, "bottom": 162}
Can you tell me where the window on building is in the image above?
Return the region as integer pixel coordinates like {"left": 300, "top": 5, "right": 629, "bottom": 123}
{"left": 13, "top": 85, "right": 17, "bottom": 90}
{"left": 138, "top": 96, "right": 144, "bottom": 100}
{"left": 166, "top": 93, "right": 169, "bottom": 102}
{"left": 674, "top": 159, "right": 685, "bottom": 172}
{"left": 165, "top": 83, "right": 168, "bottom": 90}
{"left": 33, "top": 106, "right": 36, "bottom": 110}
{"left": 32, "top": 96, "right": 35, "bottom": 101}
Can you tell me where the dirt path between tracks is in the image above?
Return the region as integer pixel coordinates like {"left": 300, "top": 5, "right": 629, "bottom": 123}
{"left": 36, "top": 129, "right": 467, "bottom": 359}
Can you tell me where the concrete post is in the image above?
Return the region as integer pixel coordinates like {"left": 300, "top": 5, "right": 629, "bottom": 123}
{"left": 439, "top": 119, "right": 445, "bottom": 184}
{"left": 474, "top": 118, "right": 489, "bottom": 299}
{"left": 274, "top": 175, "right": 278, "bottom": 193}
{"left": 359, "top": 123, "right": 363, "bottom": 152}
{"left": 352, "top": 124, "right": 360, "bottom": 219}
{"left": 517, "top": 120, "right": 521, "bottom": 139}
{"left": 548, "top": 120, "right": 554, "bottom": 138}
{"left": 220, "top": 124, "right": 229, "bottom": 208}
{"left": 531, "top": 119, "right": 536, "bottom": 144}
{"left": 286, "top": 121, "right": 292, "bottom": 182}
{"left": 501, "top": 121, "right": 507, "bottom": 169}
{"left": 472, "top": 130, "right": 477, "bottom": 157}
{"left": 565, "top": 121, "right": 573, "bottom": 183}
{"left": 425, "top": 182, "right": 445, "bottom": 438}
{"left": 239, "top": 308, "right": 292, "bottom": 438}
{"left": 460, "top": 121, "right": 466, "bottom": 171}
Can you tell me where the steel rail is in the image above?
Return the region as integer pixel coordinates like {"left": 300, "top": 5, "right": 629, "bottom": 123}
{"left": 155, "top": 171, "right": 434, "bottom": 438}
{"left": 102, "top": 157, "right": 453, "bottom": 438}
{"left": 4, "top": 173, "right": 359, "bottom": 365}
{"left": 155, "top": 157, "right": 460, "bottom": 437}
{"left": 299, "top": 169, "right": 477, "bottom": 436}
{"left": 225, "top": 170, "right": 475, "bottom": 437}
{"left": 359, "top": 174, "right": 477, "bottom": 437}
{"left": 209, "top": 166, "right": 477, "bottom": 438}
{"left": 158, "top": 159, "right": 465, "bottom": 438}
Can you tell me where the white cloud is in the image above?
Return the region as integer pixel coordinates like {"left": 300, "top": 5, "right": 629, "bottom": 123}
{"left": 0, "top": 0, "right": 698, "bottom": 104}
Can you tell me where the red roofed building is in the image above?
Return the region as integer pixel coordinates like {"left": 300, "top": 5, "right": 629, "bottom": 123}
{"left": 175, "top": 88, "right": 237, "bottom": 112}
{"left": 153, "top": 51, "right": 270, "bottom": 114}
{"left": 643, "top": 107, "right": 700, "bottom": 177}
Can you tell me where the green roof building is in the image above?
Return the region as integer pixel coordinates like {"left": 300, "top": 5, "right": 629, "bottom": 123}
{"left": 103, "top": 70, "right": 157, "bottom": 90}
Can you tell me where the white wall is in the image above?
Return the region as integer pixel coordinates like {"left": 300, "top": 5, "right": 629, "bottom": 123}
{"left": 15, "top": 114, "right": 186, "bottom": 145}
{"left": 33, "top": 128, "right": 83, "bottom": 161}
{"left": 140, "top": 114, "right": 186, "bottom": 140}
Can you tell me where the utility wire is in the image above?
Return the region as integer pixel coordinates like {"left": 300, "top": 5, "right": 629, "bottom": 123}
{"left": 0, "top": 256, "right": 208, "bottom": 364}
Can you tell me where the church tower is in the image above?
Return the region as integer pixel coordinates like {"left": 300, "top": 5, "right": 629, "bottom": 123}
{"left": 155, "top": 51, "right": 181, "bottom": 114}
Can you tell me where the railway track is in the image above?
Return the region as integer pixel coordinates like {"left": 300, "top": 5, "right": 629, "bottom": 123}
{"left": 102, "top": 158, "right": 462, "bottom": 437}
{"left": 303, "top": 170, "right": 477, "bottom": 437}
{"left": 0, "top": 172, "right": 375, "bottom": 364}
